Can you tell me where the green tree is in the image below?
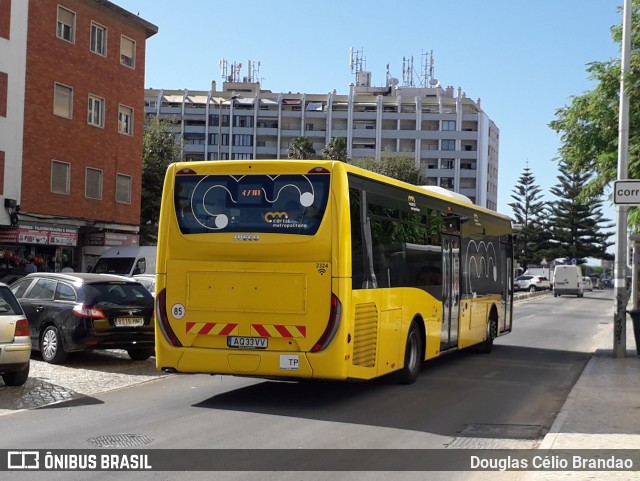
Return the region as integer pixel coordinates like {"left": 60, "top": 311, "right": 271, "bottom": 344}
{"left": 508, "top": 166, "right": 549, "bottom": 270}
{"left": 287, "top": 136, "right": 316, "bottom": 159}
{"left": 350, "top": 156, "right": 424, "bottom": 185}
{"left": 547, "top": 160, "right": 614, "bottom": 263}
{"left": 549, "top": 1, "right": 640, "bottom": 227}
{"left": 322, "top": 136, "right": 348, "bottom": 162}
{"left": 140, "top": 116, "right": 181, "bottom": 245}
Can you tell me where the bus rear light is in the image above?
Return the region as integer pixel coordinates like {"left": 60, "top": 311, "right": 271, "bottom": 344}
{"left": 156, "top": 288, "right": 182, "bottom": 347}
{"left": 311, "top": 293, "right": 342, "bottom": 352}
{"left": 177, "top": 168, "right": 197, "bottom": 175}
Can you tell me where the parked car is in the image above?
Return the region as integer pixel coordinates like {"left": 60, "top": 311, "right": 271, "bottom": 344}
{"left": 515, "top": 275, "right": 551, "bottom": 292}
{"left": 582, "top": 276, "right": 594, "bottom": 291}
{"left": 133, "top": 274, "right": 156, "bottom": 297}
{"left": 0, "top": 282, "right": 31, "bottom": 385}
{"left": 10, "top": 273, "right": 155, "bottom": 364}
{"left": 602, "top": 278, "right": 613, "bottom": 288}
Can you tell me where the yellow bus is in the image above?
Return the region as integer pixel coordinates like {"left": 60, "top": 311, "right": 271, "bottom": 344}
{"left": 155, "top": 159, "right": 514, "bottom": 384}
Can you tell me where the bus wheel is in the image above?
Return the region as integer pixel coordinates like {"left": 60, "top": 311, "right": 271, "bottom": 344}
{"left": 396, "top": 321, "right": 423, "bottom": 385}
{"left": 475, "top": 316, "right": 498, "bottom": 354}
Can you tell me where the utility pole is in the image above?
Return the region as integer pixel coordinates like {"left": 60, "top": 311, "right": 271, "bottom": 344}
{"left": 613, "top": 0, "right": 632, "bottom": 358}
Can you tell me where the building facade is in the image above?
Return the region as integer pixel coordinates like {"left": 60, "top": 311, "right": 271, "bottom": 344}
{"left": 0, "top": 0, "right": 157, "bottom": 274}
{"left": 145, "top": 74, "right": 499, "bottom": 210}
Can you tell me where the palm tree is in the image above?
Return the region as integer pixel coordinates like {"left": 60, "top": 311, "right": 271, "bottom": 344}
{"left": 287, "top": 136, "right": 315, "bottom": 160}
{"left": 322, "top": 136, "right": 348, "bottom": 162}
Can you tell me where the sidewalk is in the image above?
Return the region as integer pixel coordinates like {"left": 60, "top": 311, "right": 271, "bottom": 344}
{"left": 520, "top": 313, "right": 640, "bottom": 480}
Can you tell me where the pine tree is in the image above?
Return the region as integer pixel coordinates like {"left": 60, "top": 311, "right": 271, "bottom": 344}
{"left": 547, "top": 161, "right": 614, "bottom": 263}
{"left": 508, "top": 166, "right": 548, "bottom": 271}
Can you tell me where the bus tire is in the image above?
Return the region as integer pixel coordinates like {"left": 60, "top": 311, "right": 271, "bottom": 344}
{"left": 475, "top": 315, "right": 498, "bottom": 354}
{"left": 396, "top": 321, "right": 423, "bottom": 385}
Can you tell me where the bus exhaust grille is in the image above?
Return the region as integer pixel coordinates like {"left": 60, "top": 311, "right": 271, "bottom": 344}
{"left": 353, "top": 302, "right": 378, "bottom": 367}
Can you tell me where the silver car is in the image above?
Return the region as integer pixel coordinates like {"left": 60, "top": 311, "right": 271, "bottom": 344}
{"left": 0, "top": 282, "right": 31, "bottom": 386}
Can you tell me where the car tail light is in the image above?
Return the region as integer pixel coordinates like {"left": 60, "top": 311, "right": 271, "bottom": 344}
{"left": 14, "top": 318, "right": 30, "bottom": 337}
{"left": 72, "top": 305, "right": 106, "bottom": 319}
{"left": 156, "top": 288, "right": 182, "bottom": 347}
{"left": 311, "top": 293, "right": 342, "bottom": 352}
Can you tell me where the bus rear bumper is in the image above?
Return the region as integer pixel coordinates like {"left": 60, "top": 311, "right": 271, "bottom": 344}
{"left": 158, "top": 346, "right": 318, "bottom": 379}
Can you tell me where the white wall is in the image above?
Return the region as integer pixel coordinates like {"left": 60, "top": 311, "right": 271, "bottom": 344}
{"left": 0, "top": 0, "right": 28, "bottom": 225}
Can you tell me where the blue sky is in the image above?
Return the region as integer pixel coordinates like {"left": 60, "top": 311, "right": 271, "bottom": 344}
{"left": 116, "top": 0, "right": 623, "bottom": 224}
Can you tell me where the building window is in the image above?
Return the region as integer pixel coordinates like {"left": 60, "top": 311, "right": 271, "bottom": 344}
{"left": 56, "top": 6, "right": 75, "bottom": 43}
{"left": 0, "top": 71, "right": 7, "bottom": 117}
{"left": 441, "top": 139, "right": 456, "bottom": 151}
{"left": 51, "top": 160, "right": 70, "bottom": 195}
{"left": 0, "top": 151, "right": 4, "bottom": 195}
{"left": 116, "top": 173, "right": 131, "bottom": 204}
{"left": 85, "top": 167, "right": 102, "bottom": 199}
{"left": 440, "top": 177, "right": 454, "bottom": 189}
{"left": 233, "top": 134, "right": 253, "bottom": 147}
{"left": 440, "top": 158, "right": 455, "bottom": 169}
{"left": 54, "top": 83, "right": 73, "bottom": 118}
{"left": 118, "top": 105, "right": 133, "bottom": 135}
{"left": 442, "top": 120, "right": 456, "bottom": 131}
{"left": 88, "top": 95, "right": 104, "bottom": 127}
{"left": 120, "top": 36, "right": 135, "bottom": 68}
{"left": 90, "top": 22, "right": 107, "bottom": 56}
{"left": 0, "top": 0, "right": 10, "bottom": 40}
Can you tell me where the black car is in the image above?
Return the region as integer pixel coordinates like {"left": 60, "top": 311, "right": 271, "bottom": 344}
{"left": 10, "top": 272, "right": 155, "bottom": 364}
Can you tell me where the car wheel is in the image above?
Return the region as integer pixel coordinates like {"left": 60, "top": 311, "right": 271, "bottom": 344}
{"left": 528, "top": 285, "right": 537, "bottom": 293}
{"left": 396, "top": 321, "right": 423, "bottom": 384}
{"left": 2, "top": 363, "right": 29, "bottom": 386}
{"left": 127, "top": 348, "right": 154, "bottom": 361}
{"left": 40, "top": 325, "right": 68, "bottom": 364}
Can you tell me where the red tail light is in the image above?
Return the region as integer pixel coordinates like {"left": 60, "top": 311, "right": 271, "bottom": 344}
{"left": 311, "top": 293, "right": 342, "bottom": 352}
{"left": 156, "top": 288, "right": 182, "bottom": 347}
{"left": 14, "top": 318, "right": 30, "bottom": 337}
{"left": 72, "top": 305, "right": 106, "bottom": 318}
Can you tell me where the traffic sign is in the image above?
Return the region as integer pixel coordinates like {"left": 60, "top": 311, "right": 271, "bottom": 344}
{"left": 614, "top": 180, "right": 640, "bottom": 204}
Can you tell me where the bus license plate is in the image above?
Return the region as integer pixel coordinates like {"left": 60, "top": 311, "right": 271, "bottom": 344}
{"left": 227, "top": 336, "right": 268, "bottom": 349}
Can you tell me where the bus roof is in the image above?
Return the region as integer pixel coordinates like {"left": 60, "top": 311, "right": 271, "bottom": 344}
{"left": 167, "top": 159, "right": 512, "bottom": 224}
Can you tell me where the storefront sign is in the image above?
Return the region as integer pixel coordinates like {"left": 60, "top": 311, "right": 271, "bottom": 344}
{"left": 17, "top": 223, "right": 78, "bottom": 246}
{"left": 84, "top": 232, "right": 139, "bottom": 247}
{"left": 0, "top": 229, "right": 18, "bottom": 243}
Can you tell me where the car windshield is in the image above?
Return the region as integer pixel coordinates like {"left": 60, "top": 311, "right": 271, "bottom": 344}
{"left": 92, "top": 257, "right": 136, "bottom": 275}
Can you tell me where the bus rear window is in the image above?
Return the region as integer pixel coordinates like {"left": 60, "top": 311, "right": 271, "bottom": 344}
{"left": 174, "top": 173, "right": 330, "bottom": 235}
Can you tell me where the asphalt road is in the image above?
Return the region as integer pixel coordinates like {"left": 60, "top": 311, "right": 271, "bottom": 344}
{"left": 0, "top": 289, "right": 613, "bottom": 480}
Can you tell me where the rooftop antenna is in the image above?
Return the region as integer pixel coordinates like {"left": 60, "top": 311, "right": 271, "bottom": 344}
{"left": 402, "top": 56, "right": 415, "bottom": 87}
{"left": 219, "top": 58, "right": 229, "bottom": 81}
{"left": 349, "top": 47, "right": 365, "bottom": 76}
{"left": 248, "top": 60, "right": 261, "bottom": 83}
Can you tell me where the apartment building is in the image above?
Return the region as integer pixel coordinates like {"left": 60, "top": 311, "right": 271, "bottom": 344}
{"left": 0, "top": 0, "right": 157, "bottom": 273}
{"left": 145, "top": 72, "right": 499, "bottom": 210}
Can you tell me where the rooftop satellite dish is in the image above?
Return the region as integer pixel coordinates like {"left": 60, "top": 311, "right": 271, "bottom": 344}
{"left": 429, "top": 78, "right": 439, "bottom": 86}
{"left": 388, "top": 77, "right": 399, "bottom": 87}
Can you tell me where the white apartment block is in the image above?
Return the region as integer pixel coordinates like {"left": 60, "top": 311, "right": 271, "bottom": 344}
{"left": 144, "top": 75, "right": 499, "bottom": 210}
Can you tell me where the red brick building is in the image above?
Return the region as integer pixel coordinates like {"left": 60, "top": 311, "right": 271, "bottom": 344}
{"left": 0, "top": 0, "right": 157, "bottom": 273}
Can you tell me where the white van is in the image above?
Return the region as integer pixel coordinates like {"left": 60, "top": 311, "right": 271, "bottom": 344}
{"left": 553, "top": 265, "right": 583, "bottom": 297}
{"left": 91, "top": 246, "right": 156, "bottom": 277}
